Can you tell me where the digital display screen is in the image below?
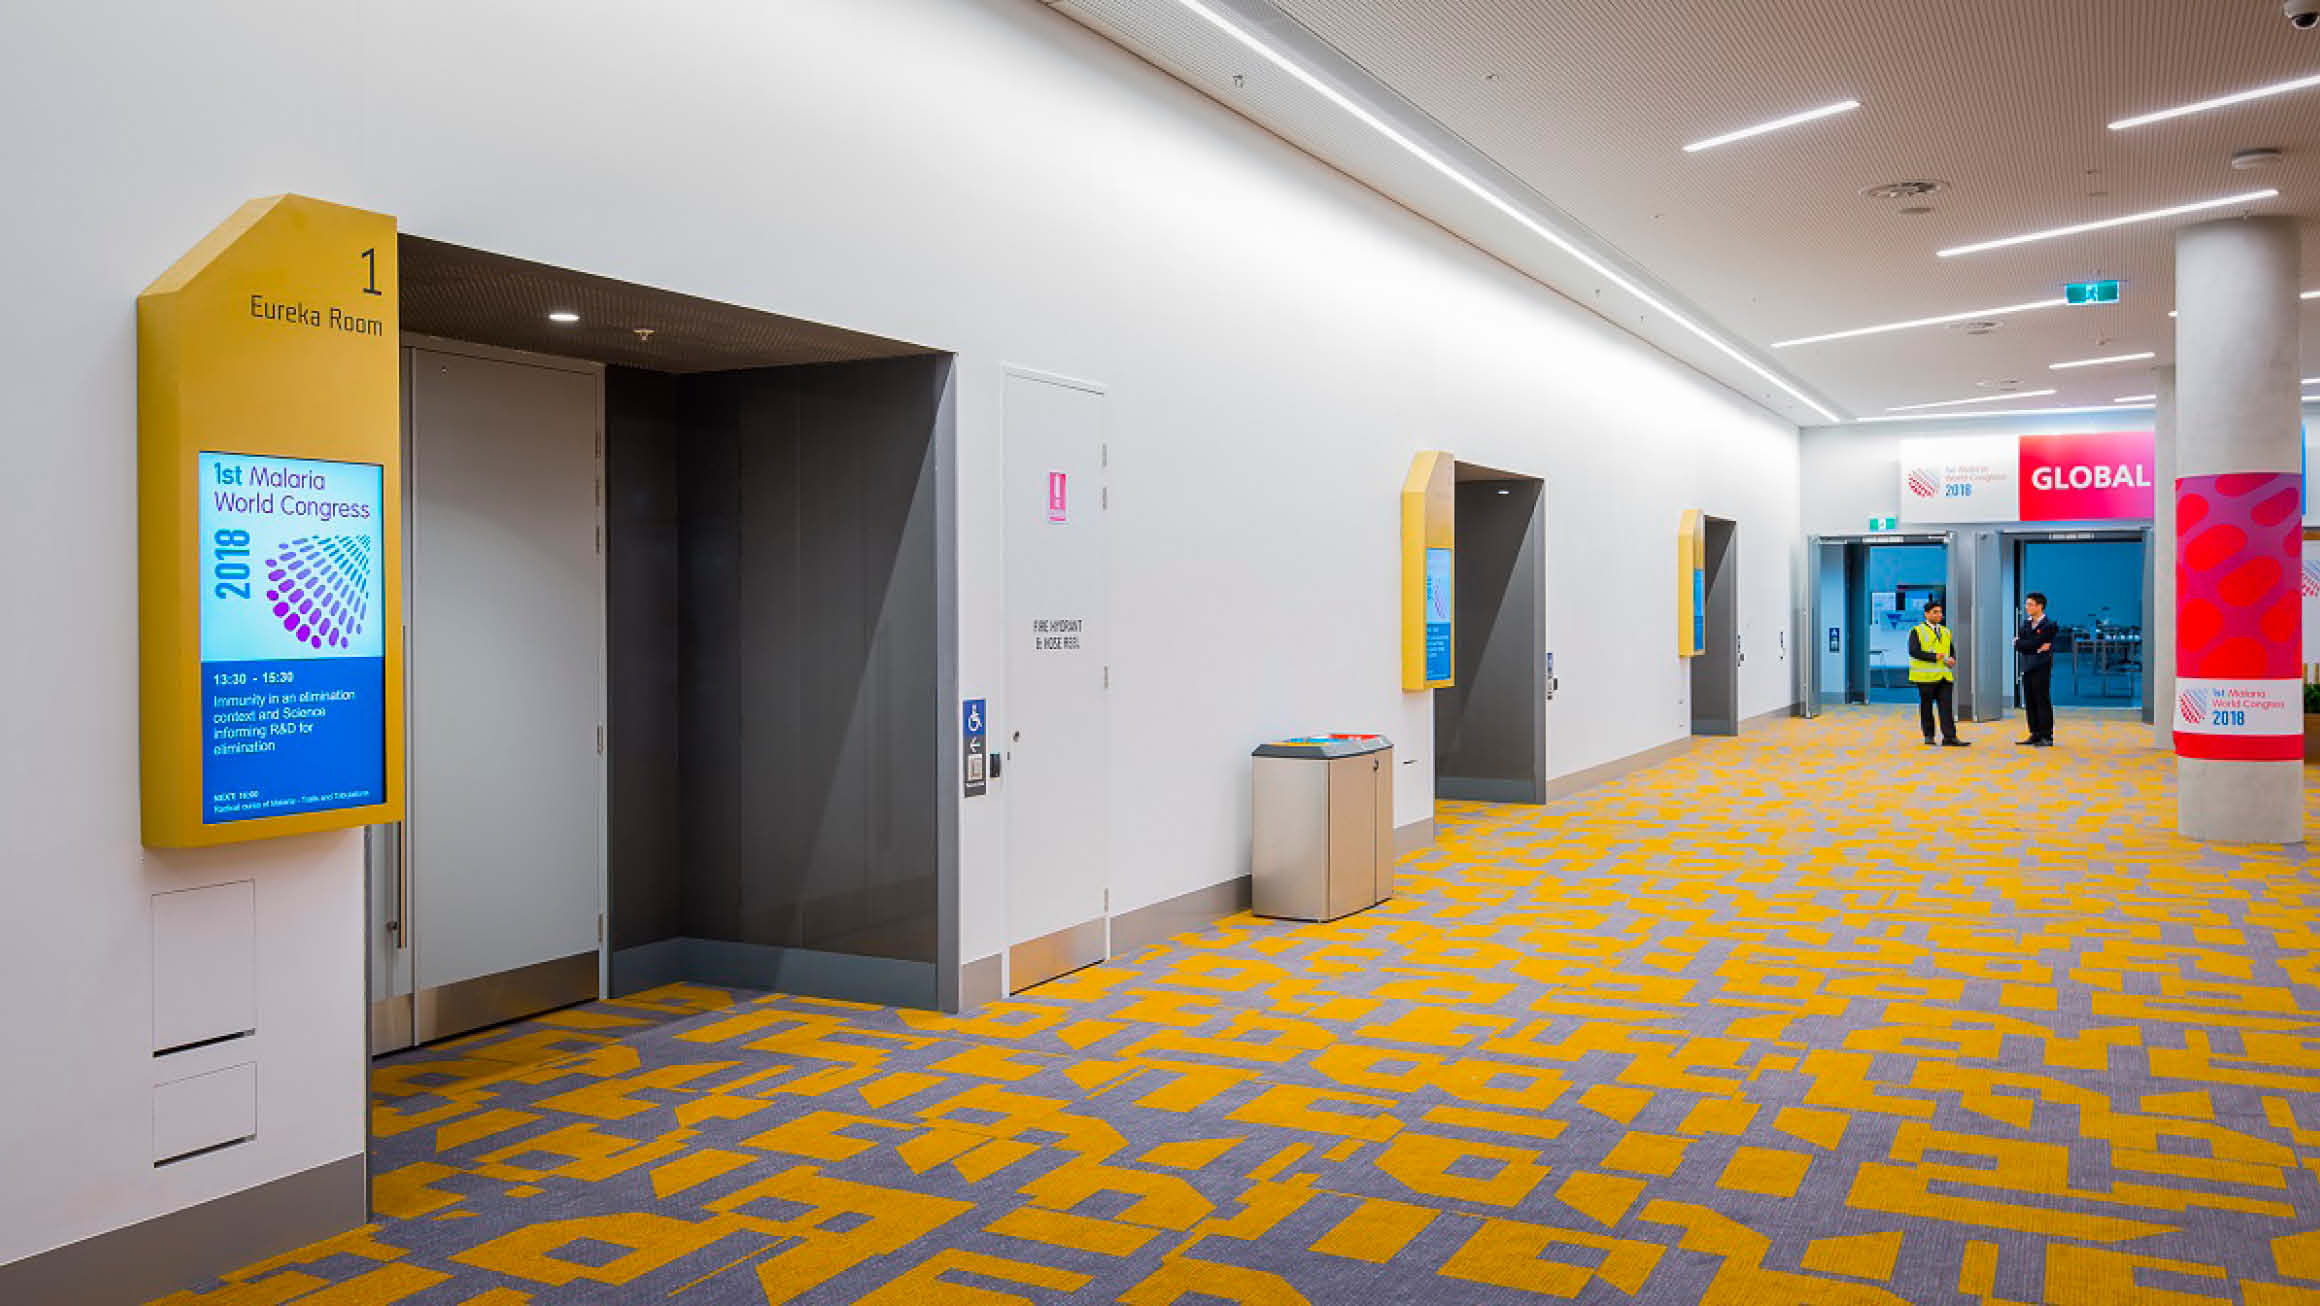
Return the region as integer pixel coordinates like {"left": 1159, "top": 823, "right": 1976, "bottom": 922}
{"left": 1424, "top": 546, "right": 1453, "bottom": 681}
{"left": 196, "top": 452, "right": 386, "bottom": 823}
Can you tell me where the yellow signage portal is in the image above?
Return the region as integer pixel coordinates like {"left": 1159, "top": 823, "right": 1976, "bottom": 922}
{"left": 138, "top": 194, "right": 405, "bottom": 847}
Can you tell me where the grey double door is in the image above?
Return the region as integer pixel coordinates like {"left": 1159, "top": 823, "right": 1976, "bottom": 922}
{"left": 370, "top": 345, "right": 606, "bottom": 1052}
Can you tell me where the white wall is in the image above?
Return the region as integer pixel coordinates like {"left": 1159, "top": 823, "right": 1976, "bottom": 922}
{"left": 0, "top": 0, "right": 1801, "bottom": 1267}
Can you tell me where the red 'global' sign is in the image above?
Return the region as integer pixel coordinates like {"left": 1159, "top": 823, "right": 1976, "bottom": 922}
{"left": 2016, "top": 431, "right": 2155, "bottom": 522}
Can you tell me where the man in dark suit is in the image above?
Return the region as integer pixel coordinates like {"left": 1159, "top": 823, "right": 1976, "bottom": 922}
{"left": 2016, "top": 591, "right": 2058, "bottom": 747}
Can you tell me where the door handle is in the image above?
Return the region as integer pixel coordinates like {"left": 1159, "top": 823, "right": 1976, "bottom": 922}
{"left": 389, "top": 823, "right": 409, "bottom": 948}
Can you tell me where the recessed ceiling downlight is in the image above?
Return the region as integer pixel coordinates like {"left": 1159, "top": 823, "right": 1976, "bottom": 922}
{"left": 547, "top": 311, "right": 580, "bottom": 324}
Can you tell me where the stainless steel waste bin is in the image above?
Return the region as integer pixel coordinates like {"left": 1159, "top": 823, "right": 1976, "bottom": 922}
{"left": 1251, "top": 734, "right": 1393, "bottom": 922}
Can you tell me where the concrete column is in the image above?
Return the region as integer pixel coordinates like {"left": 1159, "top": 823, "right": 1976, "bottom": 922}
{"left": 2174, "top": 216, "right": 2303, "bottom": 843}
{"left": 2151, "top": 366, "right": 2175, "bottom": 752}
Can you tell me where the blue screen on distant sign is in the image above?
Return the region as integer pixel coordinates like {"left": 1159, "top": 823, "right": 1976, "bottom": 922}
{"left": 1424, "top": 546, "right": 1453, "bottom": 681}
{"left": 196, "top": 452, "right": 387, "bottom": 823}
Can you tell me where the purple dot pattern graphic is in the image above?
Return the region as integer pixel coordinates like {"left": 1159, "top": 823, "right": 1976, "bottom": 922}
{"left": 262, "top": 534, "right": 375, "bottom": 651}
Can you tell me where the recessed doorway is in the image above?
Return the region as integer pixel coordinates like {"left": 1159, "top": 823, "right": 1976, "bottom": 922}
{"left": 1435, "top": 462, "right": 1546, "bottom": 803}
{"left": 2006, "top": 530, "right": 2148, "bottom": 711}
{"left": 1689, "top": 515, "right": 1739, "bottom": 735}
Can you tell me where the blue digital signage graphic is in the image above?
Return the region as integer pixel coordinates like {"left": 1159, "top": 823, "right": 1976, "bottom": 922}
{"left": 196, "top": 452, "right": 386, "bottom": 823}
{"left": 1423, "top": 546, "right": 1453, "bottom": 682}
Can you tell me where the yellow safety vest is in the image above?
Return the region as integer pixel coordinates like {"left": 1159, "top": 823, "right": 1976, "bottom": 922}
{"left": 1909, "top": 623, "right": 1954, "bottom": 683}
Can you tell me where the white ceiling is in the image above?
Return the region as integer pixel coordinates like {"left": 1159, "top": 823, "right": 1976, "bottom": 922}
{"left": 1053, "top": 0, "right": 2320, "bottom": 424}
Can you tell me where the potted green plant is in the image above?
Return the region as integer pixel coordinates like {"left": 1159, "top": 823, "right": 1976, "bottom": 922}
{"left": 2305, "top": 682, "right": 2320, "bottom": 764}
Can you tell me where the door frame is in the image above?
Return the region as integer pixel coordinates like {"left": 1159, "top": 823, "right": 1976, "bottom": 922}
{"left": 1947, "top": 528, "right": 2003, "bottom": 723}
{"left": 1435, "top": 462, "right": 1547, "bottom": 803}
{"left": 368, "top": 335, "right": 608, "bottom": 1056}
{"left": 1689, "top": 515, "right": 1740, "bottom": 736}
{"left": 1811, "top": 532, "right": 1948, "bottom": 705}
{"left": 999, "top": 364, "right": 1110, "bottom": 995}
{"left": 1798, "top": 537, "right": 1821, "bottom": 719}
{"left": 1999, "top": 525, "right": 2152, "bottom": 717}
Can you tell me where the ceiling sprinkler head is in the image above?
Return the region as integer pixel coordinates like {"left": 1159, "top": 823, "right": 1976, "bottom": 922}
{"left": 633, "top": 327, "right": 656, "bottom": 343}
{"left": 1862, "top": 180, "right": 1948, "bottom": 200}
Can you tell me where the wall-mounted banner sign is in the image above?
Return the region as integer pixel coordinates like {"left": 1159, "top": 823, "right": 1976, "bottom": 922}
{"left": 1400, "top": 451, "right": 1454, "bottom": 690}
{"left": 1423, "top": 547, "right": 1453, "bottom": 681}
{"left": 1899, "top": 431, "right": 2155, "bottom": 524}
{"left": 2175, "top": 473, "right": 2301, "bottom": 762}
{"left": 140, "top": 194, "right": 404, "bottom": 847}
{"left": 197, "top": 453, "right": 387, "bottom": 822}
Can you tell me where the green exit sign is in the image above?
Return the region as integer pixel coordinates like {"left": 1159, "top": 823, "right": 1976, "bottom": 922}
{"left": 2065, "top": 279, "right": 2121, "bottom": 304}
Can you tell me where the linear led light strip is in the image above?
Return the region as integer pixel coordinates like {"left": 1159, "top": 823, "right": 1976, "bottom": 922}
{"left": 2050, "top": 351, "right": 2155, "bottom": 370}
{"left": 1167, "top": 0, "right": 1841, "bottom": 422}
{"left": 1684, "top": 100, "right": 1858, "bottom": 153}
{"left": 2173, "top": 292, "right": 2320, "bottom": 317}
{"left": 2116, "top": 383, "right": 2318, "bottom": 402}
{"left": 1772, "top": 298, "right": 2065, "bottom": 349}
{"left": 2109, "top": 72, "right": 2320, "bottom": 130}
{"left": 1886, "top": 388, "right": 2057, "bottom": 412}
{"left": 1870, "top": 388, "right": 2320, "bottom": 421}
{"left": 1938, "top": 190, "right": 2278, "bottom": 258}
{"left": 1856, "top": 402, "right": 2155, "bottom": 424}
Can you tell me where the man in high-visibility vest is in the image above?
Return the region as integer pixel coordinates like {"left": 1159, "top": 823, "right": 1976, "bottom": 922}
{"left": 1908, "top": 598, "right": 1970, "bottom": 747}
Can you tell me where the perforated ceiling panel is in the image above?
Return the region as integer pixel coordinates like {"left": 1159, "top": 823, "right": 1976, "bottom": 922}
{"left": 1059, "top": 0, "right": 2320, "bottom": 419}
{"left": 399, "top": 236, "right": 935, "bottom": 374}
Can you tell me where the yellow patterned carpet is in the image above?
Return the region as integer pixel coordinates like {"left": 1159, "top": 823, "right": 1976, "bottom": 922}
{"left": 161, "top": 708, "right": 2320, "bottom": 1304}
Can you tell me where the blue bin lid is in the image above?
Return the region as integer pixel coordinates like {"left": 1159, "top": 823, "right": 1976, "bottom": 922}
{"left": 1252, "top": 734, "right": 1392, "bottom": 759}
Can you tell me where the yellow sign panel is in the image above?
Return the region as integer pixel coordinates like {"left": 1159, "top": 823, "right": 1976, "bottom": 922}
{"left": 1402, "top": 451, "right": 1455, "bottom": 691}
{"left": 1677, "top": 509, "right": 1705, "bottom": 658}
{"left": 139, "top": 195, "right": 404, "bottom": 847}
